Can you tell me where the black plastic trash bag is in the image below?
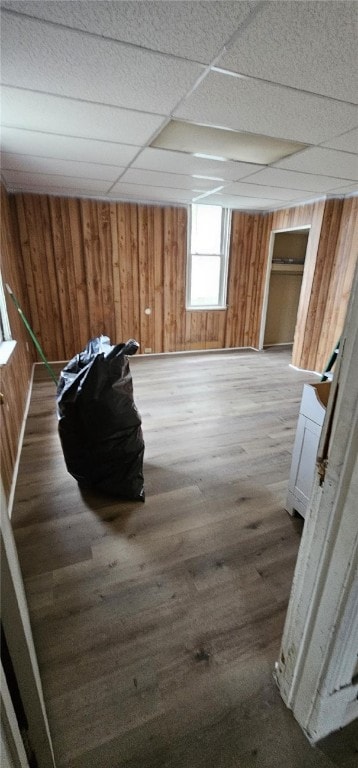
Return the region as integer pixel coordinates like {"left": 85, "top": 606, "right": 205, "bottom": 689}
{"left": 57, "top": 336, "right": 145, "bottom": 501}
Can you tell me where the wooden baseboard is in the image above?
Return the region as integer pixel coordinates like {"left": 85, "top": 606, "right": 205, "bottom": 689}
{"left": 33, "top": 347, "right": 260, "bottom": 381}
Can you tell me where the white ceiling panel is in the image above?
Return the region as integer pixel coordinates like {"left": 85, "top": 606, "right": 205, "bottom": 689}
{"left": 0, "top": 1, "right": 356, "bottom": 210}
{"left": 107, "top": 183, "right": 195, "bottom": 204}
{"left": 2, "top": 169, "right": 111, "bottom": 193}
{"left": 218, "top": 1, "right": 358, "bottom": 103}
{"left": 1, "top": 153, "right": 124, "bottom": 181}
{"left": 131, "top": 148, "right": 265, "bottom": 181}
{"left": 327, "top": 186, "right": 358, "bottom": 197}
{"left": 3, "top": 183, "right": 108, "bottom": 199}
{"left": 239, "top": 167, "right": 355, "bottom": 193}
{"left": 322, "top": 129, "right": 358, "bottom": 153}
{"left": 1, "top": 87, "right": 165, "bottom": 145}
{"left": 118, "top": 169, "right": 220, "bottom": 191}
{"left": 223, "top": 181, "right": 312, "bottom": 201}
{"left": 175, "top": 71, "right": 358, "bottom": 145}
{"left": 1, "top": 1, "right": 256, "bottom": 64}
{"left": 0, "top": 128, "right": 141, "bottom": 166}
{"left": 275, "top": 147, "right": 358, "bottom": 181}
{"left": 196, "top": 193, "right": 287, "bottom": 209}
{"left": 1, "top": 13, "right": 203, "bottom": 114}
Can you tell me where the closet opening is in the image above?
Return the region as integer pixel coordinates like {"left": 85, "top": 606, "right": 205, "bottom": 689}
{"left": 260, "top": 227, "right": 310, "bottom": 349}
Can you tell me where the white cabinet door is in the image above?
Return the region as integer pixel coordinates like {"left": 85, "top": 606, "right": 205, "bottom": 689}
{"left": 286, "top": 414, "right": 322, "bottom": 518}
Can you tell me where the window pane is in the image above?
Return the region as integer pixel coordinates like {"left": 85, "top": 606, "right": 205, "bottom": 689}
{"left": 191, "top": 205, "right": 222, "bottom": 254}
{"left": 190, "top": 255, "right": 221, "bottom": 306}
{"left": 0, "top": 272, "right": 12, "bottom": 341}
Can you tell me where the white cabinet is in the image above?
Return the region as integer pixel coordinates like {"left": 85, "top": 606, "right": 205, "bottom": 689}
{"left": 286, "top": 382, "right": 331, "bottom": 518}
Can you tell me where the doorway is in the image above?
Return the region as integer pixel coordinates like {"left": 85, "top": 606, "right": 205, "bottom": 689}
{"left": 262, "top": 228, "right": 310, "bottom": 347}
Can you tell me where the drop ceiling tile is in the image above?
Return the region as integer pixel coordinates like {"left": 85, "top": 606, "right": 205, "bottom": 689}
{"left": 2, "top": 169, "right": 111, "bottom": 193}
{"left": 241, "top": 167, "right": 353, "bottom": 193}
{"left": 275, "top": 147, "right": 358, "bottom": 180}
{"left": 175, "top": 71, "right": 358, "bottom": 144}
{"left": 1, "top": 13, "right": 203, "bottom": 113}
{"left": 223, "top": 181, "right": 311, "bottom": 201}
{"left": 119, "top": 169, "right": 223, "bottom": 191}
{"left": 217, "top": 1, "right": 358, "bottom": 103}
{"left": 107, "top": 183, "right": 194, "bottom": 204}
{"left": 1, "top": 153, "right": 124, "bottom": 181}
{"left": 326, "top": 185, "right": 358, "bottom": 196}
{"left": 5, "top": 182, "right": 107, "bottom": 199}
{"left": 196, "top": 193, "right": 286, "bottom": 209}
{"left": 1, "top": 87, "right": 165, "bottom": 144}
{"left": 132, "top": 148, "right": 265, "bottom": 181}
{"left": 0, "top": 127, "right": 141, "bottom": 165}
{"left": 2, "top": 1, "right": 255, "bottom": 64}
{"left": 322, "top": 129, "right": 358, "bottom": 153}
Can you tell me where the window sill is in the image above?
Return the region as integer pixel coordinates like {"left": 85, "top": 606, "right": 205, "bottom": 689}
{"left": 0, "top": 340, "right": 17, "bottom": 365}
{"left": 186, "top": 306, "right": 228, "bottom": 312}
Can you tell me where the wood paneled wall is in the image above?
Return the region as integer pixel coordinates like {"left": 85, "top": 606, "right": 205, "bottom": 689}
{"left": 7, "top": 191, "right": 358, "bottom": 374}
{"left": 258, "top": 198, "right": 357, "bottom": 372}
{"left": 225, "top": 210, "right": 271, "bottom": 348}
{"left": 13, "top": 195, "right": 189, "bottom": 359}
{"left": 314, "top": 196, "right": 358, "bottom": 373}
{"left": 10, "top": 196, "right": 274, "bottom": 357}
{"left": 1, "top": 186, "right": 35, "bottom": 499}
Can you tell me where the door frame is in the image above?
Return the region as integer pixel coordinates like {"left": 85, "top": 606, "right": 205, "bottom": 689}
{"left": 0, "top": 482, "right": 57, "bottom": 768}
{"left": 258, "top": 225, "right": 311, "bottom": 350}
{"left": 1, "top": 660, "right": 30, "bottom": 768}
{"left": 276, "top": 258, "right": 358, "bottom": 741}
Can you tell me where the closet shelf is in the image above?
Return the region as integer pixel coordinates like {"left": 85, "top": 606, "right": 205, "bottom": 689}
{"left": 271, "top": 263, "right": 304, "bottom": 274}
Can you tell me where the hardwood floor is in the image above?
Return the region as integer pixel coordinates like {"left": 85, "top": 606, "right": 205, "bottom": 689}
{"left": 11, "top": 347, "right": 358, "bottom": 768}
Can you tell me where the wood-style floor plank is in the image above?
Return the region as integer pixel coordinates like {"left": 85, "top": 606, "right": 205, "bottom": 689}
{"left": 11, "top": 348, "right": 357, "bottom": 767}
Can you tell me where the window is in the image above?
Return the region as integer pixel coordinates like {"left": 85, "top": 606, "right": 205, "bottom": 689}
{"left": 187, "top": 204, "right": 231, "bottom": 309}
{"left": 0, "top": 274, "right": 11, "bottom": 342}
{"left": 0, "top": 273, "right": 16, "bottom": 365}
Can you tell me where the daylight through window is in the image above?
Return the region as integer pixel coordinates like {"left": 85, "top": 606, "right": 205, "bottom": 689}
{"left": 187, "top": 204, "right": 231, "bottom": 309}
{"left": 0, "top": 272, "right": 12, "bottom": 343}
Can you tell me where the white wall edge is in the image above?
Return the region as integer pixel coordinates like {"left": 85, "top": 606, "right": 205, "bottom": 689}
{"left": 7, "top": 364, "right": 35, "bottom": 519}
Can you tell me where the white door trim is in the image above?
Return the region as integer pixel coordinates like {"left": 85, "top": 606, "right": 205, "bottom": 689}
{"left": 275, "top": 258, "right": 358, "bottom": 742}
{"left": 258, "top": 225, "right": 311, "bottom": 350}
{"left": 1, "top": 662, "right": 29, "bottom": 768}
{"left": 1, "top": 483, "right": 57, "bottom": 768}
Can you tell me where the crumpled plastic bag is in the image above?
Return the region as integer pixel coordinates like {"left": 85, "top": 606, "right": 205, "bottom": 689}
{"left": 57, "top": 336, "right": 145, "bottom": 501}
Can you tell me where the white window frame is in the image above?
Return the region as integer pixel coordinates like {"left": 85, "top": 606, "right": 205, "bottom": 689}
{"left": 0, "top": 273, "right": 16, "bottom": 365}
{"left": 186, "top": 204, "right": 231, "bottom": 311}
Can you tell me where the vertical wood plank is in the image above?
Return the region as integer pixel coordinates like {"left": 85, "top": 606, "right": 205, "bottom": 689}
{"left": 14, "top": 194, "right": 41, "bottom": 344}
{"left": 109, "top": 202, "right": 122, "bottom": 343}
{"left": 163, "top": 207, "right": 174, "bottom": 351}
{"left": 59, "top": 197, "right": 82, "bottom": 358}
{"left": 38, "top": 195, "right": 64, "bottom": 360}
{"left": 153, "top": 206, "right": 164, "bottom": 352}
{"left": 176, "top": 206, "right": 187, "bottom": 351}
{"left": 138, "top": 205, "right": 149, "bottom": 350}
{"left": 129, "top": 204, "right": 140, "bottom": 343}
{"left": 96, "top": 202, "right": 115, "bottom": 341}
{"left": 67, "top": 198, "right": 91, "bottom": 351}
{"left": 117, "top": 203, "right": 130, "bottom": 341}
{"left": 48, "top": 196, "right": 76, "bottom": 355}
